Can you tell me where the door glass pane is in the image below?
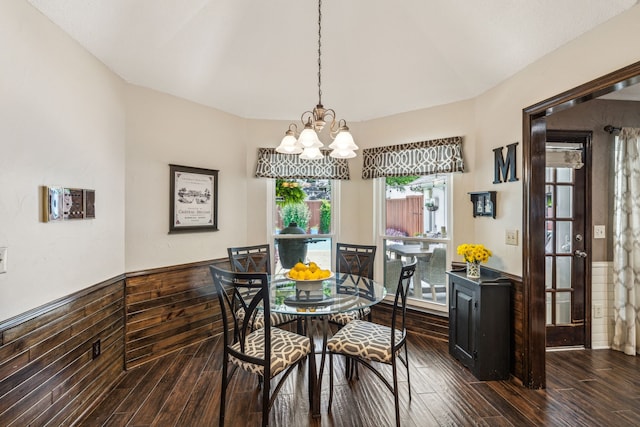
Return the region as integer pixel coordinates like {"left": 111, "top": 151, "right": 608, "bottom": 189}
{"left": 545, "top": 167, "right": 555, "bottom": 182}
{"left": 546, "top": 293, "right": 552, "bottom": 325}
{"left": 545, "top": 257, "right": 553, "bottom": 289}
{"left": 556, "top": 221, "right": 572, "bottom": 253}
{"left": 545, "top": 222, "right": 554, "bottom": 253}
{"left": 556, "top": 168, "right": 573, "bottom": 183}
{"left": 556, "top": 185, "right": 573, "bottom": 218}
{"left": 556, "top": 257, "right": 572, "bottom": 289}
{"left": 545, "top": 186, "right": 553, "bottom": 218}
{"left": 556, "top": 292, "right": 572, "bottom": 324}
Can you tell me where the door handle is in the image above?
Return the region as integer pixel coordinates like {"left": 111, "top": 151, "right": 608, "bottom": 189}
{"left": 574, "top": 250, "right": 587, "bottom": 258}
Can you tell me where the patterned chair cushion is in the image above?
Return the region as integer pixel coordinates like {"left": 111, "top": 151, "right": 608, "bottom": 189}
{"left": 327, "top": 319, "right": 403, "bottom": 364}
{"left": 230, "top": 327, "right": 312, "bottom": 377}
{"left": 327, "top": 307, "right": 371, "bottom": 326}
{"left": 236, "top": 308, "right": 297, "bottom": 330}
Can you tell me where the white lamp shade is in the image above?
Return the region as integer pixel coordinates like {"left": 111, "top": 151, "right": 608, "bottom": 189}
{"left": 329, "top": 148, "right": 356, "bottom": 159}
{"left": 276, "top": 134, "right": 302, "bottom": 154}
{"left": 328, "top": 130, "right": 358, "bottom": 151}
{"left": 299, "top": 146, "right": 324, "bottom": 160}
{"left": 298, "top": 128, "right": 323, "bottom": 149}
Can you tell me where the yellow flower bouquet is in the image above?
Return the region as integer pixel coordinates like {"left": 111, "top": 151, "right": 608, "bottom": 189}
{"left": 457, "top": 244, "right": 492, "bottom": 263}
{"left": 457, "top": 244, "right": 491, "bottom": 278}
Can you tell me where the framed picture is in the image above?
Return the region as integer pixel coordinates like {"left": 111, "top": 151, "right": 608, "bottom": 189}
{"left": 64, "top": 188, "right": 84, "bottom": 219}
{"left": 169, "top": 164, "right": 218, "bottom": 233}
{"left": 84, "top": 189, "right": 96, "bottom": 218}
{"left": 46, "top": 186, "right": 64, "bottom": 222}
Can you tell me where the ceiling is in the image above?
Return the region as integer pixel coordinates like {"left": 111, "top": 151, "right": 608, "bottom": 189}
{"left": 27, "top": 0, "right": 639, "bottom": 122}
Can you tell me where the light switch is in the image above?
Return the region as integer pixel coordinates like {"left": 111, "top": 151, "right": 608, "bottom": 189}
{"left": 594, "top": 225, "right": 606, "bottom": 239}
{"left": 505, "top": 229, "right": 518, "bottom": 246}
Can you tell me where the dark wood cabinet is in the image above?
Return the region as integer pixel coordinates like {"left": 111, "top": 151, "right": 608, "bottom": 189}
{"left": 447, "top": 269, "right": 511, "bottom": 380}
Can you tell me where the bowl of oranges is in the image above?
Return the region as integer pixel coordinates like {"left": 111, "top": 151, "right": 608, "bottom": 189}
{"left": 286, "top": 261, "right": 333, "bottom": 291}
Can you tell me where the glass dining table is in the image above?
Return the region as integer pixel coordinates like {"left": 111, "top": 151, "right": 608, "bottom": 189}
{"left": 269, "top": 272, "right": 387, "bottom": 417}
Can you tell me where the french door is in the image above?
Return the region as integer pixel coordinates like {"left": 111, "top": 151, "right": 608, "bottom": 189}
{"left": 545, "top": 131, "right": 591, "bottom": 347}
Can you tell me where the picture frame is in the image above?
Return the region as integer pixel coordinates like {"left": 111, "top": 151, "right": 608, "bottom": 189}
{"left": 169, "top": 164, "right": 219, "bottom": 233}
{"left": 46, "top": 186, "right": 64, "bottom": 222}
{"left": 84, "top": 189, "right": 96, "bottom": 218}
{"left": 64, "top": 188, "right": 85, "bottom": 219}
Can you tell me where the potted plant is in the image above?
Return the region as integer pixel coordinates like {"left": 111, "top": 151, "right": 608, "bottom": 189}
{"left": 277, "top": 199, "right": 311, "bottom": 269}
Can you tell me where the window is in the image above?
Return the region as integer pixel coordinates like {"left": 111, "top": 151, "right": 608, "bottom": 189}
{"left": 271, "top": 178, "right": 335, "bottom": 273}
{"left": 380, "top": 174, "right": 451, "bottom": 311}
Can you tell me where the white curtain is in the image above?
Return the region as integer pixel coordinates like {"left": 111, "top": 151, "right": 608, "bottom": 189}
{"left": 612, "top": 127, "right": 640, "bottom": 356}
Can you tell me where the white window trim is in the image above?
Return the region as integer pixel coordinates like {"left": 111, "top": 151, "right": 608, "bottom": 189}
{"left": 374, "top": 176, "right": 452, "bottom": 314}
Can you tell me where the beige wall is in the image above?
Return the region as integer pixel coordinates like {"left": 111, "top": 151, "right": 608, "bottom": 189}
{"left": 124, "top": 86, "right": 247, "bottom": 271}
{"left": 0, "top": 0, "right": 126, "bottom": 320}
{"left": 2, "top": 1, "right": 640, "bottom": 320}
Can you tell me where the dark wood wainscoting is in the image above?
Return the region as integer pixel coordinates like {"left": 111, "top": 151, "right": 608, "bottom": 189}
{"left": 0, "top": 257, "right": 524, "bottom": 426}
{"left": 0, "top": 277, "right": 125, "bottom": 426}
{"left": 124, "top": 259, "right": 229, "bottom": 370}
{"left": 372, "top": 304, "right": 449, "bottom": 342}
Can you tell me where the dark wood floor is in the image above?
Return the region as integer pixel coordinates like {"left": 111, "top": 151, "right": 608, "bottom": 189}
{"left": 79, "top": 331, "right": 640, "bottom": 426}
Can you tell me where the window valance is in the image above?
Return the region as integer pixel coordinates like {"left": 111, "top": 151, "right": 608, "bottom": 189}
{"left": 255, "top": 148, "right": 350, "bottom": 180}
{"left": 362, "top": 136, "right": 465, "bottom": 179}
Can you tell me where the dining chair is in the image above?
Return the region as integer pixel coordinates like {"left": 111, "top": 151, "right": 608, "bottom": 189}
{"left": 210, "top": 266, "right": 315, "bottom": 427}
{"left": 328, "top": 243, "right": 376, "bottom": 326}
{"left": 326, "top": 261, "right": 417, "bottom": 427}
{"left": 227, "top": 244, "right": 298, "bottom": 332}
{"left": 327, "top": 243, "right": 377, "bottom": 379}
{"left": 422, "top": 247, "right": 447, "bottom": 301}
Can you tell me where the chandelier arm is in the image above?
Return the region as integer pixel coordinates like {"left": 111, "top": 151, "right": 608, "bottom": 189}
{"left": 300, "top": 111, "right": 314, "bottom": 126}
{"left": 329, "top": 119, "right": 348, "bottom": 139}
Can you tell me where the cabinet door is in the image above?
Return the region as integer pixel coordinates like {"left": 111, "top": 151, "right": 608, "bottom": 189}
{"left": 450, "top": 282, "right": 475, "bottom": 368}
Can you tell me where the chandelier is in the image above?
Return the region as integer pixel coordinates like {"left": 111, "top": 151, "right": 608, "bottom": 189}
{"left": 275, "top": 0, "right": 358, "bottom": 160}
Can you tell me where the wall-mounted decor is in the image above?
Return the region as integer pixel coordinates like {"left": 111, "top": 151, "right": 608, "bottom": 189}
{"left": 469, "top": 191, "right": 496, "bottom": 218}
{"left": 493, "top": 142, "right": 519, "bottom": 183}
{"left": 46, "top": 187, "right": 64, "bottom": 221}
{"left": 169, "top": 164, "right": 219, "bottom": 234}
{"left": 84, "top": 189, "right": 96, "bottom": 219}
{"left": 64, "top": 188, "right": 84, "bottom": 219}
{"left": 43, "top": 186, "right": 96, "bottom": 222}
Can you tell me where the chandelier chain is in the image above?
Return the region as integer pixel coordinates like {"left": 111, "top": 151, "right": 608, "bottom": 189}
{"left": 275, "top": 0, "right": 358, "bottom": 159}
{"left": 317, "top": 0, "right": 322, "bottom": 106}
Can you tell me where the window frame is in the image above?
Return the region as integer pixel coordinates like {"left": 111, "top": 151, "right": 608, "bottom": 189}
{"left": 375, "top": 176, "right": 452, "bottom": 314}
{"left": 268, "top": 178, "right": 339, "bottom": 274}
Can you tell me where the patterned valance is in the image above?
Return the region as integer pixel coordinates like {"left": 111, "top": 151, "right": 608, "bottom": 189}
{"left": 362, "top": 136, "right": 465, "bottom": 179}
{"left": 255, "top": 148, "right": 350, "bottom": 180}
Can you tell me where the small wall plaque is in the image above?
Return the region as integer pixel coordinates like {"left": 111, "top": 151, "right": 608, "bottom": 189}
{"left": 469, "top": 191, "right": 496, "bottom": 218}
{"left": 42, "top": 186, "right": 96, "bottom": 222}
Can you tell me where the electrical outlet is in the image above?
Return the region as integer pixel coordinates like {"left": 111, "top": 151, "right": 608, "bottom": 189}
{"left": 0, "top": 247, "right": 7, "bottom": 274}
{"left": 594, "top": 225, "right": 606, "bottom": 239}
{"left": 594, "top": 304, "right": 603, "bottom": 319}
{"left": 505, "top": 229, "right": 518, "bottom": 246}
{"left": 92, "top": 339, "right": 101, "bottom": 359}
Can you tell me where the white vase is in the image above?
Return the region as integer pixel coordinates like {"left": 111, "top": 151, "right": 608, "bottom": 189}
{"left": 466, "top": 261, "right": 481, "bottom": 279}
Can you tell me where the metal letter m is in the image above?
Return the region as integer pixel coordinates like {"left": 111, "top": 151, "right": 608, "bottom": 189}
{"left": 493, "top": 142, "right": 519, "bottom": 183}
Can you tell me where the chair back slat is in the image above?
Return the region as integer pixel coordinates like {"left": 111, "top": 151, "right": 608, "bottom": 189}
{"left": 390, "top": 260, "right": 416, "bottom": 349}
{"left": 336, "top": 243, "right": 376, "bottom": 281}
{"left": 209, "top": 266, "right": 271, "bottom": 371}
{"left": 227, "top": 244, "right": 271, "bottom": 274}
